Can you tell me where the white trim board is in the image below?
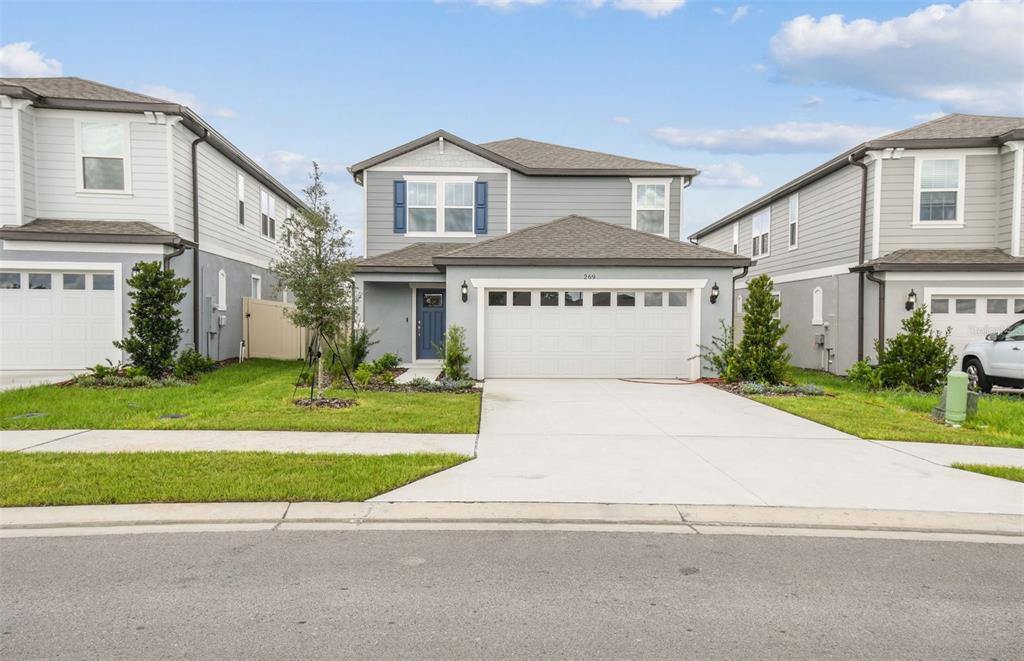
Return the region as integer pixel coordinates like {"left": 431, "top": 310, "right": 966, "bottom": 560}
{"left": 367, "top": 165, "right": 510, "bottom": 174}
{"left": 1007, "top": 141, "right": 1023, "bottom": 258}
{"left": 734, "top": 263, "right": 858, "bottom": 289}
{"left": 2, "top": 240, "right": 168, "bottom": 255}
{"left": 881, "top": 272, "right": 1024, "bottom": 283}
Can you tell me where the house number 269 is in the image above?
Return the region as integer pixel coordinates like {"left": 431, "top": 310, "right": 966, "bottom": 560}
{"left": 583, "top": 273, "right": 597, "bottom": 279}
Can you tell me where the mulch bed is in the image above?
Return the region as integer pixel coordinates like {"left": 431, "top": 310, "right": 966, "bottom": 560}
{"left": 293, "top": 397, "right": 357, "bottom": 409}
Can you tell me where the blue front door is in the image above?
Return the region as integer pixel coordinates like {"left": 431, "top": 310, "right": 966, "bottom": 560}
{"left": 416, "top": 289, "right": 446, "bottom": 359}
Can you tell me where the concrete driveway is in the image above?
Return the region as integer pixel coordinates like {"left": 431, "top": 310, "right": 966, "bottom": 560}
{"left": 0, "top": 371, "right": 79, "bottom": 392}
{"left": 376, "top": 379, "right": 1024, "bottom": 515}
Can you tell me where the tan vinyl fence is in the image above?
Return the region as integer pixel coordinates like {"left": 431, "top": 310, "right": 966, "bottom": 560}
{"left": 242, "top": 297, "right": 309, "bottom": 360}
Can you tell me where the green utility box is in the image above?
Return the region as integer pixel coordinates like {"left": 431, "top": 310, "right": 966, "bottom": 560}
{"left": 944, "top": 371, "right": 969, "bottom": 425}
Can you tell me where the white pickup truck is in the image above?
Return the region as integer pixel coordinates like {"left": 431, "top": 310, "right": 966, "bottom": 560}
{"left": 961, "top": 319, "right": 1024, "bottom": 392}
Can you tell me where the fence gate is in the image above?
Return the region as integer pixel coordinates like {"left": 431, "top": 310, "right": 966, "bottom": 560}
{"left": 242, "top": 297, "right": 308, "bottom": 360}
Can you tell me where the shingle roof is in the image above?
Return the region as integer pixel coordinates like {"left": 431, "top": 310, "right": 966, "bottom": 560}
{"left": 0, "top": 77, "right": 168, "bottom": 104}
{"left": 435, "top": 215, "right": 748, "bottom": 266}
{"left": 0, "top": 218, "right": 190, "bottom": 245}
{"left": 347, "top": 130, "right": 697, "bottom": 178}
{"left": 851, "top": 248, "right": 1024, "bottom": 272}
{"left": 480, "top": 137, "right": 685, "bottom": 172}
{"left": 356, "top": 242, "right": 467, "bottom": 272}
{"left": 878, "top": 114, "right": 1023, "bottom": 141}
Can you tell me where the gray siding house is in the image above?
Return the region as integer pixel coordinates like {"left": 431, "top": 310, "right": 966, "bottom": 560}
{"left": 0, "top": 77, "right": 302, "bottom": 371}
{"left": 690, "top": 114, "right": 1024, "bottom": 374}
{"left": 350, "top": 130, "right": 747, "bottom": 379}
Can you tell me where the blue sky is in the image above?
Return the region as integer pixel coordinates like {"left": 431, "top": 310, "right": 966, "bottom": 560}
{"left": 2, "top": 0, "right": 1021, "bottom": 252}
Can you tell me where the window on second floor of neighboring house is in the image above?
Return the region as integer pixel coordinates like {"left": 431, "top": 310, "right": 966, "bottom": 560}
{"left": 751, "top": 208, "right": 770, "bottom": 258}
{"left": 732, "top": 223, "right": 739, "bottom": 254}
{"left": 788, "top": 193, "right": 799, "bottom": 249}
{"left": 260, "top": 190, "right": 276, "bottom": 240}
{"left": 631, "top": 179, "right": 670, "bottom": 237}
{"left": 916, "top": 158, "right": 962, "bottom": 224}
{"left": 237, "top": 173, "right": 246, "bottom": 225}
{"left": 79, "top": 122, "right": 129, "bottom": 192}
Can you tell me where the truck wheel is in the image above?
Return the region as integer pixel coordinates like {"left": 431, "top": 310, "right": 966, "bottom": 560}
{"left": 963, "top": 358, "right": 991, "bottom": 393}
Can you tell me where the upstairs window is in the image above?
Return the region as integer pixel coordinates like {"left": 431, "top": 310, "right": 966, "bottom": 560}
{"left": 788, "top": 194, "right": 799, "bottom": 249}
{"left": 404, "top": 178, "right": 477, "bottom": 235}
{"left": 80, "top": 122, "right": 128, "bottom": 192}
{"left": 632, "top": 179, "right": 669, "bottom": 236}
{"left": 444, "top": 182, "right": 474, "bottom": 232}
{"left": 916, "top": 158, "right": 961, "bottom": 223}
{"left": 237, "top": 173, "right": 246, "bottom": 225}
{"left": 751, "top": 208, "right": 770, "bottom": 257}
{"left": 260, "top": 190, "right": 276, "bottom": 239}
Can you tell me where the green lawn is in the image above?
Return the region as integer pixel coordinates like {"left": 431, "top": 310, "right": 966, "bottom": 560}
{"left": 951, "top": 463, "right": 1024, "bottom": 483}
{"left": 751, "top": 368, "right": 1024, "bottom": 448}
{"left": 0, "top": 451, "right": 468, "bottom": 506}
{"left": 0, "top": 359, "right": 480, "bottom": 434}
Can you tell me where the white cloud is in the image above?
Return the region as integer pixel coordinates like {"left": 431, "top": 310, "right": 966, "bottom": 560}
{"left": 694, "top": 161, "right": 762, "bottom": 189}
{"left": 612, "top": 116, "right": 632, "bottom": 125}
{"left": 609, "top": 0, "right": 686, "bottom": 18}
{"left": 137, "top": 84, "right": 237, "bottom": 120}
{"left": 653, "top": 121, "right": 893, "bottom": 154}
{"left": 801, "top": 95, "right": 824, "bottom": 108}
{"left": 752, "top": 63, "right": 767, "bottom": 73}
{"left": 260, "top": 151, "right": 346, "bottom": 182}
{"left": 770, "top": 0, "right": 1024, "bottom": 114}
{"left": 730, "top": 5, "right": 749, "bottom": 22}
{"left": 0, "top": 42, "right": 62, "bottom": 77}
{"left": 471, "top": 0, "right": 547, "bottom": 8}
{"left": 913, "top": 111, "right": 947, "bottom": 122}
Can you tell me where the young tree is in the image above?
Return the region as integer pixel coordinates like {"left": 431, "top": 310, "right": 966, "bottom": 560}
{"left": 114, "top": 261, "right": 189, "bottom": 378}
{"left": 875, "top": 307, "right": 955, "bottom": 391}
{"left": 737, "top": 274, "right": 790, "bottom": 384}
{"left": 270, "top": 162, "right": 356, "bottom": 395}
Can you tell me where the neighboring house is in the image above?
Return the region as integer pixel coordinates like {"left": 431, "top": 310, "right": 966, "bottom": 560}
{"left": 350, "top": 130, "right": 748, "bottom": 379}
{"left": 690, "top": 113, "right": 1024, "bottom": 375}
{"left": 0, "top": 77, "right": 303, "bottom": 371}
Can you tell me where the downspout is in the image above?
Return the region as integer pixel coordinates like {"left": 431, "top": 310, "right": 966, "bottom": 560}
{"left": 731, "top": 265, "right": 749, "bottom": 331}
{"left": 848, "top": 154, "right": 869, "bottom": 361}
{"left": 162, "top": 243, "right": 186, "bottom": 270}
{"left": 865, "top": 271, "right": 885, "bottom": 356}
{"left": 191, "top": 129, "right": 209, "bottom": 352}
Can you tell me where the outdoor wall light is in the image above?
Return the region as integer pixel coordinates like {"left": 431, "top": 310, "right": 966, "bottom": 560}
{"left": 710, "top": 282, "right": 720, "bottom": 304}
{"left": 905, "top": 289, "right": 917, "bottom": 311}
{"left": 131, "top": 263, "right": 141, "bottom": 275}
{"left": 461, "top": 280, "right": 469, "bottom": 302}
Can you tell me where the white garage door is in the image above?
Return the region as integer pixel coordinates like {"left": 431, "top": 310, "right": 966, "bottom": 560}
{"left": 0, "top": 269, "right": 121, "bottom": 370}
{"left": 928, "top": 292, "right": 1024, "bottom": 360}
{"left": 484, "top": 288, "right": 694, "bottom": 378}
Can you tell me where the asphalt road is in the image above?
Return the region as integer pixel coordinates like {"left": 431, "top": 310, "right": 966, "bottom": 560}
{"left": 1, "top": 530, "right": 1020, "bottom": 659}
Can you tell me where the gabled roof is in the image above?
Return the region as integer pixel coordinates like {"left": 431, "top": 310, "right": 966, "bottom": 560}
{"left": 850, "top": 248, "right": 1024, "bottom": 272}
{"left": 0, "top": 77, "right": 304, "bottom": 209}
{"left": 347, "top": 130, "right": 697, "bottom": 179}
{"left": 0, "top": 218, "right": 193, "bottom": 246}
{"left": 356, "top": 242, "right": 467, "bottom": 273}
{"left": 434, "top": 215, "right": 748, "bottom": 267}
{"left": 690, "top": 113, "right": 1024, "bottom": 241}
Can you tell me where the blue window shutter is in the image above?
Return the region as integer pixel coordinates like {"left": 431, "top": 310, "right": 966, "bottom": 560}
{"left": 474, "top": 181, "right": 488, "bottom": 234}
{"left": 393, "top": 180, "right": 407, "bottom": 234}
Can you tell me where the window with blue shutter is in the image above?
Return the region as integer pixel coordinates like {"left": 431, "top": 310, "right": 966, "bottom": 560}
{"left": 474, "top": 180, "right": 488, "bottom": 234}
{"left": 393, "top": 180, "right": 407, "bottom": 233}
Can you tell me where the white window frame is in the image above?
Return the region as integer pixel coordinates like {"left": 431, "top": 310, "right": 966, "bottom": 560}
{"left": 772, "top": 291, "right": 782, "bottom": 321}
{"left": 811, "top": 286, "right": 823, "bottom": 325}
{"left": 913, "top": 154, "right": 965, "bottom": 228}
{"left": 75, "top": 120, "right": 132, "bottom": 195}
{"left": 402, "top": 175, "right": 478, "bottom": 237}
{"left": 217, "top": 269, "right": 227, "bottom": 311}
{"left": 251, "top": 275, "right": 262, "bottom": 299}
{"left": 788, "top": 193, "right": 799, "bottom": 250}
{"left": 751, "top": 207, "right": 771, "bottom": 258}
{"left": 732, "top": 223, "right": 739, "bottom": 255}
{"left": 237, "top": 172, "right": 246, "bottom": 226}
{"left": 630, "top": 178, "right": 671, "bottom": 238}
{"left": 260, "top": 188, "right": 277, "bottom": 241}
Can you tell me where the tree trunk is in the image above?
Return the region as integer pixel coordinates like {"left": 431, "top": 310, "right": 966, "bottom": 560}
{"left": 316, "top": 355, "right": 325, "bottom": 398}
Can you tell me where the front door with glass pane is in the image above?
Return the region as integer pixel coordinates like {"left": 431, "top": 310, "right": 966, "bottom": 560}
{"left": 416, "top": 289, "right": 446, "bottom": 360}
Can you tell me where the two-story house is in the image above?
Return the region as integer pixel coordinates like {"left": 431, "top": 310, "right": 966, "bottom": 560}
{"left": 690, "top": 114, "right": 1024, "bottom": 375}
{"left": 349, "top": 130, "right": 748, "bottom": 380}
{"left": 0, "top": 77, "right": 303, "bottom": 373}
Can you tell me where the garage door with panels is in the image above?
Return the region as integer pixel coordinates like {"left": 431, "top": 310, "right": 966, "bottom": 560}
{"left": 0, "top": 264, "right": 122, "bottom": 370}
{"left": 482, "top": 283, "right": 699, "bottom": 379}
{"left": 925, "top": 289, "right": 1024, "bottom": 357}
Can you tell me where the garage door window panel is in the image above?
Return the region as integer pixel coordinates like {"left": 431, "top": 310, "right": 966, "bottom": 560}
{"left": 987, "top": 298, "right": 1008, "bottom": 314}
{"left": 29, "top": 274, "right": 51, "bottom": 290}
{"left": 488, "top": 291, "right": 508, "bottom": 306}
{"left": 540, "top": 291, "right": 559, "bottom": 307}
{"left": 512, "top": 291, "right": 531, "bottom": 306}
{"left": 92, "top": 274, "right": 115, "bottom": 291}
{"left": 1016, "top": 299, "right": 1024, "bottom": 314}
{"left": 931, "top": 298, "right": 949, "bottom": 313}
{"left": 592, "top": 292, "right": 611, "bottom": 307}
{"left": 669, "top": 291, "right": 687, "bottom": 307}
{"left": 644, "top": 292, "right": 663, "bottom": 307}
{"left": 617, "top": 292, "right": 636, "bottom": 307}
{"left": 0, "top": 273, "right": 20, "bottom": 289}
{"left": 564, "top": 292, "right": 583, "bottom": 307}
{"left": 63, "top": 274, "right": 86, "bottom": 290}
{"left": 956, "top": 299, "right": 976, "bottom": 314}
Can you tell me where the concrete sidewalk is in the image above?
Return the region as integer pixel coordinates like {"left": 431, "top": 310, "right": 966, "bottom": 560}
{"left": 0, "top": 429, "right": 477, "bottom": 456}
{"left": 0, "top": 501, "right": 1020, "bottom": 541}
{"left": 873, "top": 440, "right": 1024, "bottom": 468}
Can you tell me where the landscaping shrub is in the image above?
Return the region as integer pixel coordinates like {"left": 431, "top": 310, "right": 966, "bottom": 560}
{"left": 699, "top": 320, "right": 743, "bottom": 382}
{"left": 173, "top": 349, "right": 216, "bottom": 381}
{"left": 875, "top": 307, "right": 955, "bottom": 392}
{"left": 701, "top": 276, "right": 790, "bottom": 384}
{"left": 740, "top": 382, "right": 824, "bottom": 396}
{"left": 114, "top": 261, "right": 189, "bottom": 379}
{"left": 379, "top": 370, "right": 397, "bottom": 385}
{"left": 353, "top": 363, "right": 373, "bottom": 386}
{"left": 335, "top": 327, "right": 379, "bottom": 371}
{"left": 846, "top": 359, "right": 883, "bottom": 391}
{"left": 439, "top": 324, "right": 471, "bottom": 380}
{"left": 371, "top": 352, "right": 402, "bottom": 373}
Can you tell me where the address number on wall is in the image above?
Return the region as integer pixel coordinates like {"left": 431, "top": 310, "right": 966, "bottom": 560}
{"left": 583, "top": 273, "right": 597, "bottom": 280}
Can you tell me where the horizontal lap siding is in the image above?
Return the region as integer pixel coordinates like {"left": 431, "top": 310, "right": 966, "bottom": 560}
{"left": 35, "top": 116, "right": 168, "bottom": 227}
{"left": 0, "top": 109, "right": 16, "bottom": 224}
{"left": 698, "top": 223, "right": 734, "bottom": 254}
{"left": 364, "top": 169, "right": 508, "bottom": 257}
{"left": 879, "top": 154, "right": 999, "bottom": 252}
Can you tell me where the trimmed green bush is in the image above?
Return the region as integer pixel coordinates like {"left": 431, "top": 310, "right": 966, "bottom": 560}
{"left": 114, "top": 262, "right": 189, "bottom": 379}
{"left": 875, "top": 308, "right": 956, "bottom": 392}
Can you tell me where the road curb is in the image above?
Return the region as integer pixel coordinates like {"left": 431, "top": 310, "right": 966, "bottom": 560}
{"left": 1, "top": 502, "right": 1020, "bottom": 538}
